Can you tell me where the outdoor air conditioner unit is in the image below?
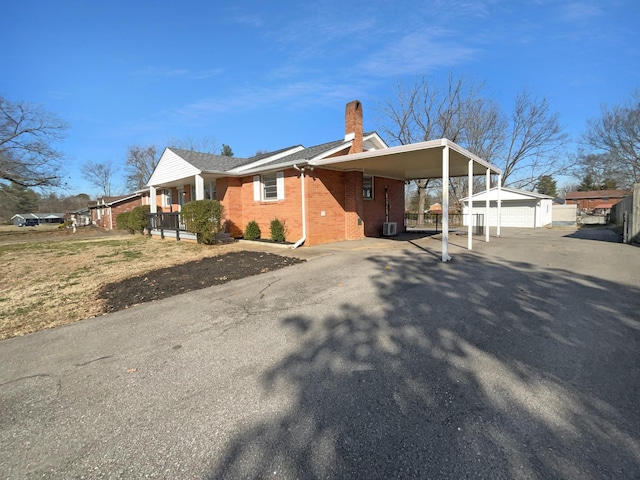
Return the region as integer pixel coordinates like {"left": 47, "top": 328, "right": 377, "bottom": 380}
{"left": 382, "top": 222, "right": 397, "bottom": 236}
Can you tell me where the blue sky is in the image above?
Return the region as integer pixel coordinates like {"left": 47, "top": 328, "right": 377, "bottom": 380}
{"left": 2, "top": 0, "right": 638, "bottom": 196}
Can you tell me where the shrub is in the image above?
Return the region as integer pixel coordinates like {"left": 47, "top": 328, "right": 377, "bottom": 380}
{"left": 270, "top": 218, "right": 286, "bottom": 243}
{"left": 128, "top": 205, "right": 151, "bottom": 234}
{"left": 116, "top": 211, "right": 133, "bottom": 233}
{"left": 180, "top": 200, "right": 225, "bottom": 245}
{"left": 244, "top": 220, "right": 261, "bottom": 240}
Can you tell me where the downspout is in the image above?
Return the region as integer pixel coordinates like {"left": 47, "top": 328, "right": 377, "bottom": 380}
{"left": 292, "top": 164, "right": 307, "bottom": 248}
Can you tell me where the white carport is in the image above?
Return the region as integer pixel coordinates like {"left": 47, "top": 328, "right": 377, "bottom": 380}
{"left": 311, "top": 139, "right": 503, "bottom": 262}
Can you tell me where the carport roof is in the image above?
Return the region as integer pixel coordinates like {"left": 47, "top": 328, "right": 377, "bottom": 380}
{"left": 310, "top": 138, "right": 501, "bottom": 180}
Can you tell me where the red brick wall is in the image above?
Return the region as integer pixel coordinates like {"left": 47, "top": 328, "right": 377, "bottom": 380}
{"left": 215, "top": 168, "right": 404, "bottom": 246}
{"left": 235, "top": 169, "right": 304, "bottom": 242}
{"left": 344, "top": 171, "right": 365, "bottom": 240}
{"left": 306, "top": 169, "right": 346, "bottom": 245}
{"left": 362, "top": 177, "right": 405, "bottom": 236}
{"left": 92, "top": 197, "right": 143, "bottom": 230}
{"left": 218, "top": 177, "right": 244, "bottom": 237}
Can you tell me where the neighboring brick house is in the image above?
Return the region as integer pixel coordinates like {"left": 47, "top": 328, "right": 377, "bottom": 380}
{"left": 564, "top": 190, "right": 630, "bottom": 213}
{"left": 89, "top": 193, "right": 146, "bottom": 230}
{"left": 146, "top": 100, "right": 406, "bottom": 246}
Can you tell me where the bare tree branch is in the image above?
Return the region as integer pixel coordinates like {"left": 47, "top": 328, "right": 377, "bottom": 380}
{"left": 81, "top": 160, "right": 116, "bottom": 197}
{"left": 0, "top": 96, "right": 68, "bottom": 187}
{"left": 582, "top": 90, "right": 640, "bottom": 188}
{"left": 125, "top": 145, "right": 158, "bottom": 191}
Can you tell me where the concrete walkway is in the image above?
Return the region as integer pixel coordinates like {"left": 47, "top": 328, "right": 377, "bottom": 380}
{"left": 1, "top": 227, "right": 639, "bottom": 479}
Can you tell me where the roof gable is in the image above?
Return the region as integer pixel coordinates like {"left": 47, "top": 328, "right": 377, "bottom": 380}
{"left": 147, "top": 148, "right": 202, "bottom": 186}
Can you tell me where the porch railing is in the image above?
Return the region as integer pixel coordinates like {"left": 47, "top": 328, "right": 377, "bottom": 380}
{"left": 146, "top": 212, "right": 187, "bottom": 240}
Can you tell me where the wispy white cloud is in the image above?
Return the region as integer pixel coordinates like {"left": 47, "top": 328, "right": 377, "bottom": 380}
{"left": 136, "top": 66, "right": 224, "bottom": 80}
{"left": 359, "top": 29, "right": 478, "bottom": 77}
{"left": 230, "top": 13, "right": 264, "bottom": 28}
{"left": 166, "top": 80, "right": 371, "bottom": 125}
{"left": 560, "top": 2, "right": 603, "bottom": 22}
{"left": 137, "top": 66, "right": 190, "bottom": 78}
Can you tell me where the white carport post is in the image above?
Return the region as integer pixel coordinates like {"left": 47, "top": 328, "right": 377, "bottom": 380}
{"left": 150, "top": 186, "right": 157, "bottom": 213}
{"left": 442, "top": 143, "right": 452, "bottom": 262}
{"left": 195, "top": 174, "right": 205, "bottom": 200}
{"left": 497, "top": 174, "right": 502, "bottom": 237}
{"left": 485, "top": 168, "right": 490, "bottom": 242}
{"left": 467, "top": 158, "right": 473, "bottom": 251}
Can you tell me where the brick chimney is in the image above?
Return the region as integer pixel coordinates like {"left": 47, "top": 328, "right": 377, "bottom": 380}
{"left": 345, "top": 100, "right": 363, "bottom": 154}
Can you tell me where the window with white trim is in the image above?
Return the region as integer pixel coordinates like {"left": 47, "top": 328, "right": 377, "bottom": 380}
{"left": 254, "top": 172, "right": 285, "bottom": 201}
{"left": 205, "top": 181, "right": 216, "bottom": 200}
{"left": 363, "top": 175, "right": 374, "bottom": 199}
{"left": 263, "top": 173, "right": 278, "bottom": 200}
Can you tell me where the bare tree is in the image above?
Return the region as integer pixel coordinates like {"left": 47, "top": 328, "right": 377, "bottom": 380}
{"left": 582, "top": 90, "right": 640, "bottom": 188}
{"left": 0, "top": 95, "right": 69, "bottom": 187}
{"left": 81, "top": 160, "right": 116, "bottom": 197}
{"left": 168, "top": 135, "right": 218, "bottom": 154}
{"left": 378, "top": 75, "right": 507, "bottom": 221}
{"left": 125, "top": 145, "right": 158, "bottom": 191}
{"left": 501, "top": 90, "right": 568, "bottom": 189}
{"left": 378, "top": 76, "right": 569, "bottom": 194}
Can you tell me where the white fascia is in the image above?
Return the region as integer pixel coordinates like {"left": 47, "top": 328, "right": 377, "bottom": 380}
{"left": 363, "top": 132, "right": 389, "bottom": 150}
{"left": 229, "top": 146, "right": 305, "bottom": 174}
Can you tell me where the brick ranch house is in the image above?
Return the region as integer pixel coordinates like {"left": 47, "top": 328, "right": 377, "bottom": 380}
{"left": 564, "top": 189, "right": 631, "bottom": 213}
{"left": 88, "top": 192, "right": 149, "bottom": 230}
{"left": 145, "top": 101, "right": 406, "bottom": 246}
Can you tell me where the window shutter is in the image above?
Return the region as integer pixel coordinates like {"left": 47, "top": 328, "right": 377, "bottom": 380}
{"left": 276, "top": 172, "right": 285, "bottom": 200}
{"left": 253, "top": 176, "right": 261, "bottom": 201}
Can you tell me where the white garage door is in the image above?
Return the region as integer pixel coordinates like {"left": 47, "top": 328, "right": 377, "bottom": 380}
{"left": 471, "top": 201, "right": 536, "bottom": 228}
{"left": 500, "top": 204, "right": 535, "bottom": 227}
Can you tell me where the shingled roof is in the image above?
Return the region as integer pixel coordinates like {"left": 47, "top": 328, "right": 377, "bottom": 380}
{"left": 167, "top": 148, "right": 255, "bottom": 172}
{"left": 255, "top": 138, "right": 349, "bottom": 169}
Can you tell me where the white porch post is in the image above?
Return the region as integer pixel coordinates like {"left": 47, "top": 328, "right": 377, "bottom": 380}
{"left": 497, "top": 174, "right": 502, "bottom": 237}
{"left": 442, "top": 144, "right": 451, "bottom": 262}
{"left": 485, "top": 168, "right": 490, "bottom": 242}
{"left": 467, "top": 158, "right": 473, "bottom": 251}
{"left": 195, "top": 174, "right": 205, "bottom": 200}
{"left": 150, "top": 186, "right": 157, "bottom": 213}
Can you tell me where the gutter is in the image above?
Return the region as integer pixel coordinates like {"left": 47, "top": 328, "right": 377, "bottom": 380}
{"left": 291, "top": 164, "right": 309, "bottom": 248}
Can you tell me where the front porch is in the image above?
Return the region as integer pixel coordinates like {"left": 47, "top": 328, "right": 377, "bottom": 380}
{"left": 146, "top": 212, "right": 197, "bottom": 241}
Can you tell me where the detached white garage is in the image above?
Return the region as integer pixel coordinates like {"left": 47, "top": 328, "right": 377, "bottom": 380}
{"left": 462, "top": 187, "right": 553, "bottom": 228}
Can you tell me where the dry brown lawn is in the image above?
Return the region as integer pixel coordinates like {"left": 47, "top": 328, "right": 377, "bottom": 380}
{"left": 0, "top": 232, "right": 251, "bottom": 340}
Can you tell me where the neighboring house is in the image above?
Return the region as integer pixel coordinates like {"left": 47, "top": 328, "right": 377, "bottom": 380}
{"left": 88, "top": 193, "right": 145, "bottom": 230}
{"left": 67, "top": 208, "right": 92, "bottom": 226}
{"left": 11, "top": 213, "right": 65, "bottom": 226}
{"left": 462, "top": 187, "right": 553, "bottom": 228}
{"left": 565, "top": 190, "right": 630, "bottom": 213}
{"left": 146, "top": 100, "right": 406, "bottom": 246}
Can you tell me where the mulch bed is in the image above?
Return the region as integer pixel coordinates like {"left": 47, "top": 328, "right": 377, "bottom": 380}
{"left": 98, "top": 251, "right": 305, "bottom": 312}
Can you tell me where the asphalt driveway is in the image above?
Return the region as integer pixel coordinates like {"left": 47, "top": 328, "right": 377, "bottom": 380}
{"left": 1, "top": 227, "right": 639, "bottom": 479}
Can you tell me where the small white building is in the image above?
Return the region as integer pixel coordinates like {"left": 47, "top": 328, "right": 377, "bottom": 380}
{"left": 462, "top": 187, "right": 553, "bottom": 228}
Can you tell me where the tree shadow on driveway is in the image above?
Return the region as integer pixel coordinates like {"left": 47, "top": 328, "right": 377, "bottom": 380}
{"left": 206, "top": 247, "right": 640, "bottom": 479}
